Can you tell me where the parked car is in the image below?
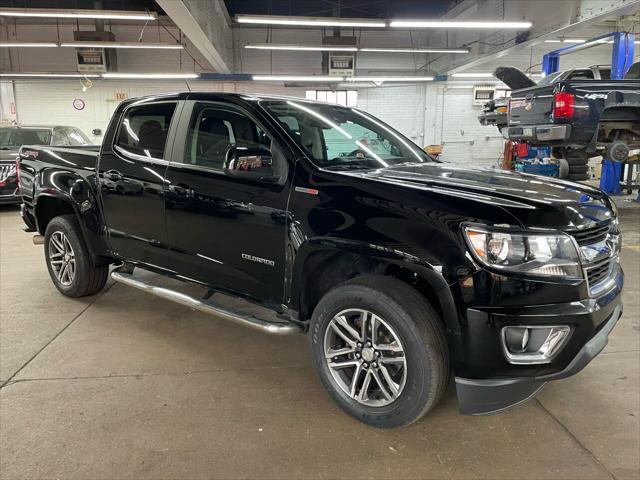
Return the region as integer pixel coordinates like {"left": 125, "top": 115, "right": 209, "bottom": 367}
{"left": 497, "top": 64, "right": 640, "bottom": 181}
{"left": 18, "top": 93, "right": 624, "bottom": 427}
{"left": 0, "top": 125, "right": 92, "bottom": 204}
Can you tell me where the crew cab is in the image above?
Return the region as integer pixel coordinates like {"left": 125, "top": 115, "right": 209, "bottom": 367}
{"left": 498, "top": 64, "right": 640, "bottom": 179}
{"left": 18, "top": 93, "right": 624, "bottom": 428}
{"left": 0, "top": 125, "right": 91, "bottom": 204}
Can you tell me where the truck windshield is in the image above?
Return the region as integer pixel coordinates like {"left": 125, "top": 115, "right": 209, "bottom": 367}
{"left": 261, "top": 100, "right": 433, "bottom": 169}
{"left": 0, "top": 127, "right": 51, "bottom": 149}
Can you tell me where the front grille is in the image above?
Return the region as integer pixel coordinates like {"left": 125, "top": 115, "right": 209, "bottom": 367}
{"left": 0, "top": 163, "right": 17, "bottom": 183}
{"left": 568, "top": 222, "right": 611, "bottom": 246}
{"left": 586, "top": 258, "right": 612, "bottom": 288}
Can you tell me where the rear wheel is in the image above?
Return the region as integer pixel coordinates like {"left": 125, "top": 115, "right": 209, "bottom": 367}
{"left": 309, "top": 275, "right": 449, "bottom": 428}
{"left": 44, "top": 215, "right": 108, "bottom": 297}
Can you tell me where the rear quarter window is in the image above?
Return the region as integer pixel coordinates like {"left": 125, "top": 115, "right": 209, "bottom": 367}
{"left": 115, "top": 102, "right": 177, "bottom": 160}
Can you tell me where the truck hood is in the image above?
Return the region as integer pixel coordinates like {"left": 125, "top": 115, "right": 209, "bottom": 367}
{"left": 346, "top": 163, "right": 613, "bottom": 229}
{"left": 493, "top": 66, "right": 537, "bottom": 90}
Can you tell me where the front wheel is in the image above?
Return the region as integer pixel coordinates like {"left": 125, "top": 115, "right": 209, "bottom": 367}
{"left": 44, "top": 215, "right": 108, "bottom": 297}
{"left": 309, "top": 275, "right": 450, "bottom": 428}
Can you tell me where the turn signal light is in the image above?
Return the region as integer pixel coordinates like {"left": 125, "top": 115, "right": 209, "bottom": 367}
{"left": 553, "top": 92, "right": 575, "bottom": 118}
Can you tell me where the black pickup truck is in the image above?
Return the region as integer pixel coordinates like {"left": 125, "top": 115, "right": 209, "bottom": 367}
{"left": 499, "top": 65, "right": 640, "bottom": 180}
{"left": 18, "top": 92, "right": 624, "bottom": 428}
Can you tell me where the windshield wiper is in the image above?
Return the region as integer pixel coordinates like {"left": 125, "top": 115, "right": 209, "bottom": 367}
{"left": 322, "top": 164, "right": 374, "bottom": 171}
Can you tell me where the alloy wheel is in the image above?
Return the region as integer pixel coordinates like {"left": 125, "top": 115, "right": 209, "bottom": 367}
{"left": 48, "top": 231, "right": 76, "bottom": 286}
{"left": 324, "top": 309, "right": 407, "bottom": 407}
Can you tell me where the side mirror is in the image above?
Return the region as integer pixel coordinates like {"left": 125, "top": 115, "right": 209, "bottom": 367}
{"left": 224, "top": 146, "right": 280, "bottom": 183}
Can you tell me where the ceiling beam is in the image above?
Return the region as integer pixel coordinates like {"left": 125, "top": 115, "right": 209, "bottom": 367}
{"left": 156, "top": 0, "right": 231, "bottom": 73}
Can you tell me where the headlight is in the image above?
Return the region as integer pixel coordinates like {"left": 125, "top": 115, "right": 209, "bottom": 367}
{"left": 464, "top": 226, "right": 582, "bottom": 280}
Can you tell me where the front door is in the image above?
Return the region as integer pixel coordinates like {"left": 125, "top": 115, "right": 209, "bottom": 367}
{"left": 164, "top": 100, "right": 292, "bottom": 305}
{"left": 98, "top": 100, "right": 180, "bottom": 269}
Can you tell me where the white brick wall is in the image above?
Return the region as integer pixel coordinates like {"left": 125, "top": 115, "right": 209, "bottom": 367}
{"left": 357, "top": 83, "right": 504, "bottom": 166}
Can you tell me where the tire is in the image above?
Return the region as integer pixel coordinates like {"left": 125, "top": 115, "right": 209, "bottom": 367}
{"left": 557, "top": 158, "right": 569, "bottom": 179}
{"left": 569, "top": 165, "right": 589, "bottom": 174}
{"left": 44, "top": 215, "right": 108, "bottom": 297}
{"left": 566, "top": 156, "right": 589, "bottom": 166}
{"left": 554, "top": 148, "right": 590, "bottom": 165}
{"left": 309, "top": 275, "right": 450, "bottom": 428}
{"left": 568, "top": 172, "right": 590, "bottom": 181}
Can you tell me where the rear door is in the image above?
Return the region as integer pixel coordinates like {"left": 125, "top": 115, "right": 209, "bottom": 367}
{"left": 98, "top": 99, "right": 182, "bottom": 268}
{"left": 163, "top": 100, "right": 293, "bottom": 305}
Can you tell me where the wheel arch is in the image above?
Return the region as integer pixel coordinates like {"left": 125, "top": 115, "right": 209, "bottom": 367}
{"left": 34, "top": 192, "right": 103, "bottom": 262}
{"left": 291, "top": 239, "right": 462, "bottom": 340}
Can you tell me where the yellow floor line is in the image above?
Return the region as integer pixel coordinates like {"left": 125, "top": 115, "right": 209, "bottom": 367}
{"left": 622, "top": 243, "right": 640, "bottom": 252}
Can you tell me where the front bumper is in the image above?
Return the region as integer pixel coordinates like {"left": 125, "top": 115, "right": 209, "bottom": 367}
{"left": 456, "top": 302, "right": 622, "bottom": 414}
{"left": 0, "top": 188, "right": 19, "bottom": 205}
{"left": 455, "top": 263, "right": 624, "bottom": 415}
{"left": 503, "top": 124, "right": 571, "bottom": 142}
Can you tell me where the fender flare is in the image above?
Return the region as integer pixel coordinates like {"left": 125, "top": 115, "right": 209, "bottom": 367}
{"left": 290, "top": 237, "right": 463, "bottom": 341}
{"left": 34, "top": 186, "right": 102, "bottom": 261}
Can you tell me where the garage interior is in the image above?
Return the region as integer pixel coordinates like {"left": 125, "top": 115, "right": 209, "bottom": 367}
{"left": 1, "top": 0, "right": 639, "bottom": 478}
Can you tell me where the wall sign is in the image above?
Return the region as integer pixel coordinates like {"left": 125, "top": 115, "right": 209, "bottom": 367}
{"left": 72, "top": 98, "right": 86, "bottom": 111}
{"left": 115, "top": 92, "right": 128, "bottom": 101}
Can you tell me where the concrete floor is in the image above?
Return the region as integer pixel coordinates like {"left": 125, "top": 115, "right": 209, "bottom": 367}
{"left": 1, "top": 203, "right": 638, "bottom": 480}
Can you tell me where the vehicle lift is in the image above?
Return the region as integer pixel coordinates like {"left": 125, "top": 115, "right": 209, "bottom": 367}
{"left": 542, "top": 31, "right": 636, "bottom": 198}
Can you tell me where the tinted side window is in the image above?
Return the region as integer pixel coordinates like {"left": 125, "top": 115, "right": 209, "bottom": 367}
{"left": 567, "top": 69, "right": 593, "bottom": 80}
{"left": 115, "top": 102, "right": 176, "bottom": 160}
{"left": 65, "top": 128, "right": 90, "bottom": 145}
{"left": 599, "top": 68, "right": 611, "bottom": 80}
{"left": 184, "top": 104, "right": 272, "bottom": 170}
{"left": 52, "top": 128, "right": 70, "bottom": 146}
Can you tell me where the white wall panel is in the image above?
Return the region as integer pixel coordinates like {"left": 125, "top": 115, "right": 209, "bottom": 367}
{"left": 357, "top": 84, "right": 504, "bottom": 166}
{"left": 12, "top": 80, "right": 305, "bottom": 141}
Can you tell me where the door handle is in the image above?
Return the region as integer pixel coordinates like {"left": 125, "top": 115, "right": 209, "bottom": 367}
{"left": 104, "top": 170, "right": 123, "bottom": 181}
{"left": 168, "top": 183, "right": 195, "bottom": 197}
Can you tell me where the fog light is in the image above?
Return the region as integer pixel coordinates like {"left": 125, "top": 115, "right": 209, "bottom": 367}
{"left": 501, "top": 325, "right": 571, "bottom": 364}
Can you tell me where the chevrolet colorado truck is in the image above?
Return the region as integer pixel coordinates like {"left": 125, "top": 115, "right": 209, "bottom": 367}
{"left": 18, "top": 93, "right": 624, "bottom": 428}
{"left": 498, "top": 64, "right": 640, "bottom": 180}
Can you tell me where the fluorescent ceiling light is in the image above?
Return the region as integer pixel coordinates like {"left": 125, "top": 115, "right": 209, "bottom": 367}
{"left": 390, "top": 20, "right": 532, "bottom": 29}
{"left": 451, "top": 73, "right": 494, "bottom": 78}
{"left": 360, "top": 47, "right": 469, "bottom": 53}
{"left": 236, "top": 14, "right": 385, "bottom": 28}
{"left": 347, "top": 76, "right": 434, "bottom": 82}
{"left": 0, "top": 73, "right": 101, "bottom": 78}
{"left": 0, "top": 8, "right": 157, "bottom": 20}
{"left": 60, "top": 41, "right": 183, "bottom": 50}
{"left": 102, "top": 73, "right": 199, "bottom": 79}
{"left": 253, "top": 74, "right": 433, "bottom": 83}
{"left": 245, "top": 44, "right": 358, "bottom": 52}
{"left": 253, "top": 75, "right": 338, "bottom": 82}
{"left": 245, "top": 44, "right": 468, "bottom": 54}
{"left": 0, "top": 42, "right": 58, "bottom": 47}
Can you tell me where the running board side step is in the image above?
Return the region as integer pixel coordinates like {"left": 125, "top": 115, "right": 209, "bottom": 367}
{"left": 110, "top": 270, "right": 302, "bottom": 336}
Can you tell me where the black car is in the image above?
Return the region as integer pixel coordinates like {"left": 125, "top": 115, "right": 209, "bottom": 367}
{"left": 18, "top": 93, "right": 624, "bottom": 428}
{"left": 0, "top": 125, "right": 92, "bottom": 204}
